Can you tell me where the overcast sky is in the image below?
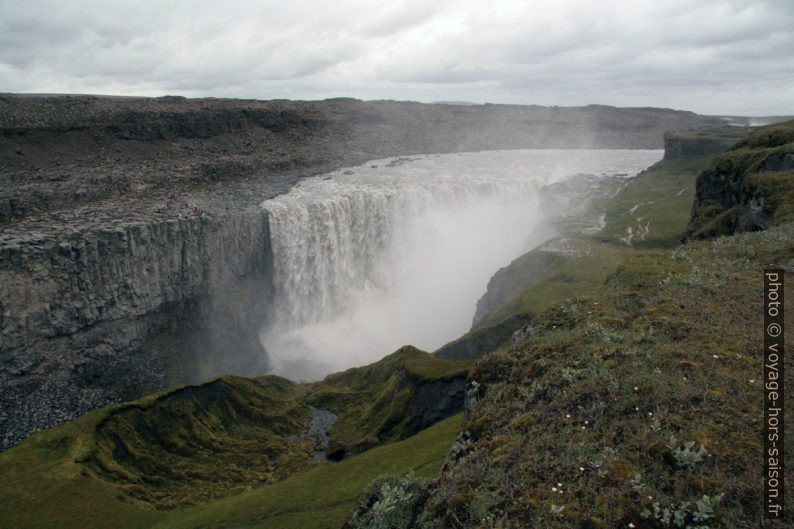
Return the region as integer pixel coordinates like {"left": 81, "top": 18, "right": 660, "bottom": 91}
{"left": 1, "top": 0, "right": 792, "bottom": 115}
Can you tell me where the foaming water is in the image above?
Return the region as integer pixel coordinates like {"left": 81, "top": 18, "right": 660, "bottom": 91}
{"left": 261, "top": 149, "right": 662, "bottom": 380}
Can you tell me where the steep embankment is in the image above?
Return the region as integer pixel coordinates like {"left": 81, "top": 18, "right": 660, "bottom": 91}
{"left": 348, "top": 121, "right": 793, "bottom": 528}
{"left": 306, "top": 346, "right": 470, "bottom": 460}
{"left": 0, "top": 345, "right": 470, "bottom": 526}
{"left": 414, "top": 225, "right": 793, "bottom": 529}
{"left": 0, "top": 96, "right": 726, "bottom": 450}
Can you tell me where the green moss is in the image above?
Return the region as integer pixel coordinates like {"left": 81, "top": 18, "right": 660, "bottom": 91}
{"left": 0, "top": 406, "right": 461, "bottom": 529}
{"left": 306, "top": 346, "right": 471, "bottom": 455}
{"left": 745, "top": 170, "right": 794, "bottom": 225}
{"left": 87, "top": 376, "right": 312, "bottom": 508}
{"left": 435, "top": 314, "right": 532, "bottom": 360}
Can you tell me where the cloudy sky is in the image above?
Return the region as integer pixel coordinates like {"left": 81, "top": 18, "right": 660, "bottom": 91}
{"left": 1, "top": 0, "right": 792, "bottom": 115}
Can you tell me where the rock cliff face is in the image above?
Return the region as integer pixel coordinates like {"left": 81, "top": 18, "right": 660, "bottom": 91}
{"left": 662, "top": 127, "right": 747, "bottom": 160}
{"left": 0, "top": 95, "right": 728, "bottom": 449}
{"left": 687, "top": 120, "right": 794, "bottom": 238}
{"left": 0, "top": 209, "right": 274, "bottom": 449}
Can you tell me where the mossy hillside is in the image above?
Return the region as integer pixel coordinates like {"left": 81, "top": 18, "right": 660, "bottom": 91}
{"left": 0, "top": 406, "right": 161, "bottom": 529}
{"left": 0, "top": 402, "right": 461, "bottom": 529}
{"left": 306, "top": 346, "right": 472, "bottom": 457}
{"left": 0, "top": 345, "right": 471, "bottom": 521}
{"left": 688, "top": 119, "right": 794, "bottom": 238}
{"left": 472, "top": 242, "right": 630, "bottom": 332}
{"left": 471, "top": 250, "right": 568, "bottom": 329}
{"left": 89, "top": 375, "right": 313, "bottom": 508}
{"left": 151, "top": 414, "right": 462, "bottom": 529}
{"left": 415, "top": 223, "right": 794, "bottom": 528}
{"left": 435, "top": 314, "right": 532, "bottom": 361}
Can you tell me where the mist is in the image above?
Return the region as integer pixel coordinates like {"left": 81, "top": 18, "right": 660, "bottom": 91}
{"left": 260, "top": 149, "right": 661, "bottom": 380}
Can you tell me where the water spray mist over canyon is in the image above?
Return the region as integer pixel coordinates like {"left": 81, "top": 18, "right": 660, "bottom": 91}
{"left": 260, "top": 149, "right": 662, "bottom": 380}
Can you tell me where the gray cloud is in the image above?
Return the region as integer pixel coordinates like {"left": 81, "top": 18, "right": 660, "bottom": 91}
{"left": 0, "top": 0, "right": 792, "bottom": 114}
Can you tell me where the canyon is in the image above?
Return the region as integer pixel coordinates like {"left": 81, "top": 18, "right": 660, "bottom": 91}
{"left": 0, "top": 95, "right": 729, "bottom": 449}
{"left": 0, "top": 98, "right": 791, "bottom": 528}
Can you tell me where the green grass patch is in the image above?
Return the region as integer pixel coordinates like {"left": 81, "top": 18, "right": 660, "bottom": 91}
{"left": 153, "top": 414, "right": 461, "bottom": 529}
{"left": 0, "top": 406, "right": 461, "bottom": 529}
{"left": 598, "top": 156, "right": 713, "bottom": 247}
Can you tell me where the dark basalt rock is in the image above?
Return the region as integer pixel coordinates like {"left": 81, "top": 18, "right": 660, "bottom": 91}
{"left": 662, "top": 128, "right": 746, "bottom": 160}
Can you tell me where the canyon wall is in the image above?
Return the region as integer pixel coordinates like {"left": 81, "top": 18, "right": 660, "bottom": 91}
{"left": 0, "top": 210, "right": 273, "bottom": 448}
{"left": 662, "top": 127, "right": 747, "bottom": 160}
{"left": 0, "top": 95, "right": 728, "bottom": 448}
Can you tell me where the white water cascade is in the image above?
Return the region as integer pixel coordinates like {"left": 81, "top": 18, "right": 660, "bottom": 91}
{"left": 260, "top": 149, "right": 662, "bottom": 380}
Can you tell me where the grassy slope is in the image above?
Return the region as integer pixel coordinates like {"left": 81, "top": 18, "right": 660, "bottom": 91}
{"left": 0, "top": 410, "right": 460, "bottom": 529}
{"left": 305, "top": 346, "right": 471, "bottom": 454}
{"left": 0, "top": 347, "right": 469, "bottom": 528}
{"left": 88, "top": 376, "right": 313, "bottom": 508}
{"left": 153, "top": 414, "right": 461, "bottom": 529}
{"left": 0, "top": 407, "right": 160, "bottom": 529}
{"left": 597, "top": 156, "right": 708, "bottom": 248}
{"left": 419, "top": 225, "right": 793, "bottom": 528}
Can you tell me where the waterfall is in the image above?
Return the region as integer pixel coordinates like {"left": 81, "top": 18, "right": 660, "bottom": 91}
{"left": 261, "top": 149, "right": 662, "bottom": 380}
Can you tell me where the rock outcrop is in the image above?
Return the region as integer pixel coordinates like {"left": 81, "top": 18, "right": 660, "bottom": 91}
{"left": 0, "top": 209, "right": 274, "bottom": 449}
{"left": 687, "top": 120, "right": 794, "bottom": 238}
{"left": 662, "top": 127, "right": 747, "bottom": 160}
